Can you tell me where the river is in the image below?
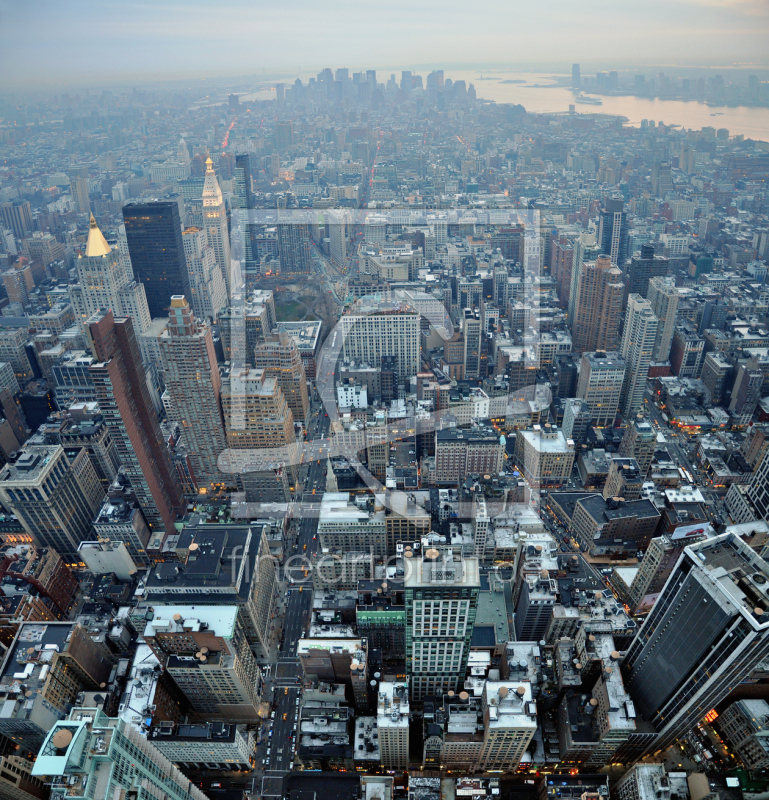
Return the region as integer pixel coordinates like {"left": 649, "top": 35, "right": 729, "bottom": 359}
{"left": 446, "top": 71, "right": 769, "bottom": 141}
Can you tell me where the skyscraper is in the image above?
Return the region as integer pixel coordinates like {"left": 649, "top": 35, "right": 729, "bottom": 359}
{"left": 87, "top": 309, "right": 184, "bottom": 533}
{"left": 181, "top": 225, "right": 226, "bottom": 321}
{"left": 625, "top": 244, "right": 669, "bottom": 299}
{"left": 123, "top": 201, "right": 190, "bottom": 318}
{"left": 729, "top": 363, "right": 763, "bottom": 425}
{"left": 159, "top": 296, "right": 229, "bottom": 493}
{"left": 623, "top": 533, "right": 769, "bottom": 757}
{"left": 33, "top": 708, "right": 209, "bottom": 800}
{"left": 572, "top": 64, "right": 581, "bottom": 89}
{"left": 232, "top": 153, "right": 254, "bottom": 210}
{"left": 202, "top": 158, "right": 233, "bottom": 295}
{"left": 647, "top": 276, "right": 679, "bottom": 362}
{"left": 598, "top": 198, "right": 629, "bottom": 267}
{"left": 576, "top": 351, "right": 626, "bottom": 428}
{"left": 567, "top": 228, "right": 601, "bottom": 320}
{"left": 463, "top": 308, "right": 482, "bottom": 378}
{"left": 620, "top": 295, "right": 658, "bottom": 418}
{"left": 70, "top": 215, "right": 151, "bottom": 335}
{"left": 571, "top": 255, "right": 624, "bottom": 353}
{"left": 0, "top": 445, "right": 104, "bottom": 562}
{"left": 376, "top": 682, "right": 410, "bottom": 770}
{"left": 405, "top": 545, "right": 480, "bottom": 700}
{"left": 68, "top": 167, "right": 90, "bottom": 215}
{"left": 277, "top": 216, "right": 313, "bottom": 275}
{"left": 254, "top": 329, "right": 310, "bottom": 425}
{"left": 619, "top": 415, "right": 656, "bottom": 479}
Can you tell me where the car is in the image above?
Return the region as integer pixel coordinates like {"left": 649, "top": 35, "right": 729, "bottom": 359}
{"left": 269, "top": 730, "right": 273, "bottom": 738}
{"left": 299, "top": 586, "right": 303, "bottom": 592}
{"left": 283, "top": 713, "right": 287, "bottom": 720}
{"left": 284, "top": 687, "right": 288, "bottom": 695}
{"left": 211, "top": 783, "right": 222, "bottom": 789}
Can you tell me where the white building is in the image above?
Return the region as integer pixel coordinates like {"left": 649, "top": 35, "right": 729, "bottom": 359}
{"left": 337, "top": 381, "right": 368, "bottom": 409}
{"left": 377, "top": 681, "right": 410, "bottom": 770}
{"left": 202, "top": 158, "right": 233, "bottom": 294}
{"left": 477, "top": 681, "right": 537, "bottom": 771}
{"left": 620, "top": 294, "right": 658, "bottom": 417}
{"left": 182, "top": 226, "right": 227, "bottom": 321}
{"left": 77, "top": 540, "right": 137, "bottom": 581}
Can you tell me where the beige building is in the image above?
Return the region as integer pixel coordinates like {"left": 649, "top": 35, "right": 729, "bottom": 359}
{"left": 514, "top": 425, "right": 575, "bottom": 487}
{"left": 577, "top": 351, "right": 626, "bottom": 428}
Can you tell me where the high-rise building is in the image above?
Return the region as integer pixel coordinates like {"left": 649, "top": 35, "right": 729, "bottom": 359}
{"left": 478, "top": 681, "right": 537, "bottom": 772}
{"left": 571, "top": 255, "right": 624, "bottom": 352}
{"left": 598, "top": 198, "right": 628, "bottom": 267}
{"left": 327, "top": 209, "right": 348, "bottom": 267}
{"left": 376, "top": 681, "right": 410, "bottom": 770}
{"left": 620, "top": 295, "right": 658, "bottom": 418}
{"left": 87, "top": 310, "right": 184, "bottom": 534}
{"left": 405, "top": 545, "right": 480, "bottom": 700}
{"left": 562, "top": 398, "right": 593, "bottom": 447}
{"left": 669, "top": 323, "right": 705, "bottom": 378}
{"left": 576, "top": 351, "right": 626, "bottom": 428}
{"left": 232, "top": 154, "right": 254, "bottom": 210}
{"left": 0, "top": 622, "right": 114, "bottom": 751}
{"left": 434, "top": 427, "right": 504, "bottom": 486}
{"left": 0, "top": 200, "right": 33, "bottom": 240}
{"left": 572, "top": 64, "right": 581, "bottom": 89}
{"left": 623, "top": 533, "right": 769, "bottom": 757}
{"left": 68, "top": 168, "right": 90, "bottom": 215}
{"left": 181, "top": 226, "right": 226, "bottom": 321}
{"left": 567, "top": 228, "right": 601, "bottom": 320}
{"left": 277, "top": 217, "right": 312, "bottom": 275}
{"left": 701, "top": 352, "right": 733, "bottom": 407}
{"left": 0, "top": 328, "right": 34, "bottom": 384}
{"left": 159, "top": 296, "right": 229, "bottom": 493}
{"left": 619, "top": 416, "right": 656, "bottom": 479}
{"left": 143, "top": 605, "right": 262, "bottom": 722}
{"left": 202, "top": 158, "right": 233, "bottom": 295}
{"left": 647, "top": 276, "right": 679, "bottom": 362}
{"left": 0, "top": 751, "right": 47, "bottom": 800}
{"left": 0, "top": 445, "right": 104, "bottom": 563}
{"left": 626, "top": 244, "right": 669, "bottom": 299}
{"left": 254, "top": 329, "right": 310, "bottom": 425}
{"left": 729, "top": 363, "right": 763, "bottom": 426}
{"left": 32, "top": 708, "right": 208, "bottom": 800}
{"left": 123, "top": 201, "right": 190, "bottom": 318}
{"left": 219, "top": 289, "right": 276, "bottom": 366}
{"left": 340, "top": 299, "right": 420, "bottom": 382}
{"left": 514, "top": 425, "right": 575, "bottom": 487}
{"left": 651, "top": 161, "right": 673, "bottom": 197}
{"left": 462, "top": 308, "right": 483, "bottom": 379}
{"left": 70, "top": 215, "right": 152, "bottom": 335}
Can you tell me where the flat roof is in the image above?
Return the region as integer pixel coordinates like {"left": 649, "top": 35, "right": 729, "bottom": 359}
{"left": 143, "top": 605, "right": 239, "bottom": 639}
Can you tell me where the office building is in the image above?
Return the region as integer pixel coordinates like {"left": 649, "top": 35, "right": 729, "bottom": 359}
{"left": 571, "top": 255, "right": 624, "bottom": 353}
{"left": 569, "top": 228, "right": 601, "bottom": 320}
{"left": 562, "top": 398, "right": 593, "bottom": 448}
{"left": 159, "top": 296, "right": 229, "bottom": 493}
{"left": 514, "top": 425, "right": 575, "bottom": 487}
{"left": 0, "top": 446, "right": 104, "bottom": 563}
{"left": 463, "top": 309, "right": 483, "bottom": 379}
{"left": 87, "top": 310, "right": 184, "bottom": 533}
{"left": 478, "top": 682, "right": 537, "bottom": 772}
{"left": 181, "top": 226, "right": 226, "bottom": 322}
{"left": 701, "top": 352, "right": 733, "bottom": 407}
{"left": 218, "top": 289, "right": 276, "bottom": 366}
{"left": 339, "top": 299, "right": 420, "bottom": 382}
{"left": 68, "top": 169, "right": 90, "bottom": 215}
{"left": 620, "top": 295, "right": 658, "bottom": 418}
{"left": 434, "top": 427, "right": 504, "bottom": 485}
{"left": 619, "top": 416, "right": 656, "bottom": 479}
{"left": 0, "top": 622, "right": 114, "bottom": 751}
{"left": 70, "top": 215, "right": 151, "bottom": 336}
{"left": 729, "top": 363, "right": 762, "bottom": 425}
{"left": 718, "top": 699, "right": 769, "bottom": 770}
{"left": 0, "top": 201, "right": 32, "bottom": 240}
{"left": 669, "top": 323, "right": 705, "bottom": 379}
{"left": 254, "top": 329, "right": 310, "bottom": 425}
{"left": 598, "top": 198, "right": 628, "bottom": 266}
{"left": 377, "top": 681, "right": 410, "bottom": 770}
{"left": 143, "top": 605, "right": 262, "bottom": 723}
{"left": 571, "top": 495, "right": 660, "bottom": 558}
{"left": 651, "top": 161, "right": 673, "bottom": 197}
{"left": 623, "top": 533, "right": 769, "bottom": 756}
{"left": 0, "top": 329, "right": 34, "bottom": 385}
{"left": 148, "top": 721, "right": 253, "bottom": 770}
{"left": 123, "top": 202, "right": 190, "bottom": 318}
{"left": 328, "top": 208, "right": 348, "bottom": 267}
{"left": 625, "top": 245, "right": 669, "bottom": 299}
{"left": 201, "top": 158, "right": 232, "bottom": 294}
{"left": 577, "top": 351, "right": 626, "bottom": 428}
{"left": 232, "top": 154, "right": 254, "bottom": 210}
{"left": 647, "top": 277, "right": 679, "bottom": 362}
{"left": 318, "top": 492, "right": 386, "bottom": 557}
{"left": 32, "top": 708, "right": 208, "bottom": 800}
{"left": 277, "top": 217, "right": 312, "bottom": 274}
{"left": 0, "top": 752, "right": 47, "bottom": 800}
{"left": 603, "top": 457, "right": 643, "bottom": 500}
{"left": 405, "top": 545, "right": 480, "bottom": 700}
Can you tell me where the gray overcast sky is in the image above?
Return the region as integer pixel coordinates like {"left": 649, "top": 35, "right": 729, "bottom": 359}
{"left": 1, "top": 0, "right": 768, "bottom": 90}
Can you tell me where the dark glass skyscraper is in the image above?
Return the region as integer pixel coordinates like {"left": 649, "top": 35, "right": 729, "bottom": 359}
{"left": 232, "top": 154, "right": 254, "bottom": 209}
{"left": 122, "top": 201, "right": 190, "bottom": 318}
{"left": 598, "top": 197, "right": 629, "bottom": 267}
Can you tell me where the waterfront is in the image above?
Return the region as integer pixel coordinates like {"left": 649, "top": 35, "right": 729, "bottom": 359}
{"left": 447, "top": 71, "right": 769, "bottom": 140}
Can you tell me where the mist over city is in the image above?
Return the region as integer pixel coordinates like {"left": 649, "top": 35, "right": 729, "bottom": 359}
{"left": 0, "top": 3, "right": 768, "bottom": 800}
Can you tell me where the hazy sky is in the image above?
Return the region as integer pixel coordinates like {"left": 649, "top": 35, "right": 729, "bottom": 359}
{"left": 1, "top": 0, "right": 768, "bottom": 90}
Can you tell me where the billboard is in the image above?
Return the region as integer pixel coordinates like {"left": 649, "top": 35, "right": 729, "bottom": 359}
{"left": 670, "top": 522, "right": 715, "bottom": 541}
